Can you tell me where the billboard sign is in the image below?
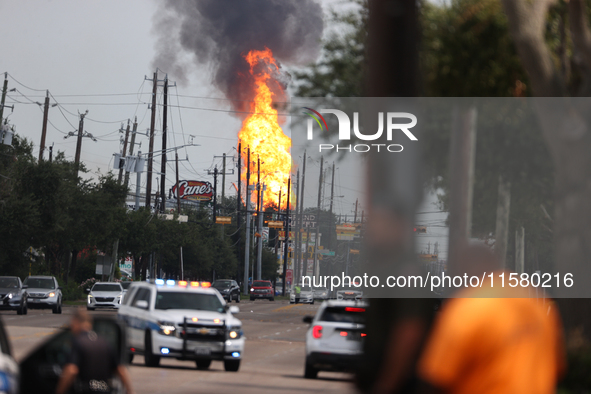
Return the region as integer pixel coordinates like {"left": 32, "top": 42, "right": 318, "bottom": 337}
{"left": 172, "top": 180, "right": 213, "bottom": 202}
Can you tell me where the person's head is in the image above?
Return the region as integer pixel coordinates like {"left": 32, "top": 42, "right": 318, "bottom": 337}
{"left": 70, "top": 308, "right": 93, "bottom": 335}
{"left": 450, "top": 243, "right": 502, "bottom": 278}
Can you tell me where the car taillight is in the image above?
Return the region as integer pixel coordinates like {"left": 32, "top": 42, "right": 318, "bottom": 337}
{"left": 340, "top": 331, "right": 348, "bottom": 337}
{"left": 361, "top": 333, "right": 367, "bottom": 337}
{"left": 312, "top": 325, "right": 323, "bottom": 339}
{"left": 345, "top": 307, "right": 365, "bottom": 312}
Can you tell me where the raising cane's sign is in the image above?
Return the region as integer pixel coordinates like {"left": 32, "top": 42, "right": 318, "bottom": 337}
{"left": 171, "top": 180, "right": 213, "bottom": 202}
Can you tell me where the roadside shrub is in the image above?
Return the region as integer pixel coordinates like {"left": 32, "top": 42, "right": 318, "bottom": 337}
{"left": 61, "top": 280, "right": 84, "bottom": 301}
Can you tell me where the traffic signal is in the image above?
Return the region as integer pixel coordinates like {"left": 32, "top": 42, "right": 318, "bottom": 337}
{"left": 414, "top": 226, "right": 427, "bottom": 233}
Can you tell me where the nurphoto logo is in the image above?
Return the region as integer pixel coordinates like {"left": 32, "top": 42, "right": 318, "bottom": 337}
{"left": 303, "top": 107, "right": 418, "bottom": 153}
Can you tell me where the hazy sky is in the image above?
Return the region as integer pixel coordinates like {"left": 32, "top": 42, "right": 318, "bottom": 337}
{"left": 0, "top": 0, "right": 447, "bottom": 258}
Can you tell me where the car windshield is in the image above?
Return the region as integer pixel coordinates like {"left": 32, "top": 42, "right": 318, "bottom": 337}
{"left": 320, "top": 306, "right": 365, "bottom": 324}
{"left": 300, "top": 286, "right": 312, "bottom": 291}
{"left": 252, "top": 281, "right": 270, "bottom": 287}
{"left": 213, "top": 280, "right": 232, "bottom": 289}
{"left": 155, "top": 292, "right": 224, "bottom": 312}
{"left": 0, "top": 278, "right": 19, "bottom": 288}
{"left": 121, "top": 282, "right": 132, "bottom": 290}
{"left": 24, "top": 278, "right": 55, "bottom": 289}
{"left": 92, "top": 284, "right": 122, "bottom": 292}
{"left": 314, "top": 288, "right": 328, "bottom": 292}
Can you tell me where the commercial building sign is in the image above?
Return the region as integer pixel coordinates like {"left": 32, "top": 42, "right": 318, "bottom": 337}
{"left": 171, "top": 180, "right": 213, "bottom": 202}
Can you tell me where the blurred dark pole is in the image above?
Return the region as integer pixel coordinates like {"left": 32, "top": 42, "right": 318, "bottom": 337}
{"left": 447, "top": 106, "right": 477, "bottom": 270}
{"left": 359, "top": 1, "right": 433, "bottom": 393}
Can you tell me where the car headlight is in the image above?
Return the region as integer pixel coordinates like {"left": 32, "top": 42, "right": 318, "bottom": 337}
{"left": 227, "top": 328, "right": 242, "bottom": 339}
{"left": 158, "top": 321, "right": 176, "bottom": 336}
{"left": 87, "top": 295, "right": 94, "bottom": 302}
{"left": 250, "top": 288, "right": 254, "bottom": 292}
{"left": 48, "top": 292, "right": 56, "bottom": 298}
{"left": 7, "top": 293, "right": 13, "bottom": 299}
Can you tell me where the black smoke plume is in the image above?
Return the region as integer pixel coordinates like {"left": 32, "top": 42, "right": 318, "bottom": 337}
{"left": 152, "top": 0, "right": 324, "bottom": 113}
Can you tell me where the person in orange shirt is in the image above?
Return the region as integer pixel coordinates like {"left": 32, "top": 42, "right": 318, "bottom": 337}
{"left": 417, "top": 245, "right": 566, "bottom": 394}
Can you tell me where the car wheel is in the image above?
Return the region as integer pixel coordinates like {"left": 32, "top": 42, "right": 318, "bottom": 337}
{"left": 87, "top": 307, "right": 95, "bottom": 311}
{"left": 23, "top": 303, "right": 27, "bottom": 315}
{"left": 195, "top": 359, "right": 212, "bottom": 370}
{"left": 311, "top": 300, "right": 315, "bottom": 305}
{"left": 52, "top": 302, "right": 61, "bottom": 314}
{"left": 250, "top": 297, "right": 254, "bottom": 301}
{"left": 224, "top": 359, "right": 240, "bottom": 372}
{"left": 236, "top": 294, "right": 240, "bottom": 303}
{"left": 128, "top": 353, "right": 134, "bottom": 364}
{"left": 270, "top": 297, "right": 275, "bottom": 301}
{"left": 144, "top": 331, "right": 161, "bottom": 367}
{"left": 17, "top": 302, "right": 24, "bottom": 315}
{"left": 304, "top": 361, "right": 318, "bottom": 379}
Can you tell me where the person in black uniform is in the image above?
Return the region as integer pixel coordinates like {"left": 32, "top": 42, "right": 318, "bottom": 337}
{"left": 56, "top": 308, "right": 134, "bottom": 394}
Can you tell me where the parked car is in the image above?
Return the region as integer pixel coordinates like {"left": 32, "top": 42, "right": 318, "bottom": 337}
{"left": 23, "top": 276, "right": 62, "bottom": 314}
{"left": 312, "top": 287, "right": 329, "bottom": 302}
{"left": 0, "top": 277, "right": 28, "bottom": 315}
{"left": 118, "top": 279, "right": 244, "bottom": 371}
{"left": 250, "top": 280, "right": 274, "bottom": 301}
{"left": 335, "top": 285, "right": 363, "bottom": 301}
{"left": 212, "top": 279, "right": 241, "bottom": 303}
{"left": 290, "top": 285, "right": 314, "bottom": 304}
{"left": 303, "top": 300, "right": 367, "bottom": 379}
{"left": 86, "top": 282, "right": 124, "bottom": 310}
{"left": 0, "top": 316, "right": 18, "bottom": 394}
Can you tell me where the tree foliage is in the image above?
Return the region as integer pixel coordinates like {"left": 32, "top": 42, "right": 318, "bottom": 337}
{"left": 293, "top": 0, "right": 555, "bottom": 272}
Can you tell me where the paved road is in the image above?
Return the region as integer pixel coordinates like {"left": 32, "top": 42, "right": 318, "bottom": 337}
{"left": 1, "top": 300, "right": 357, "bottom": 394}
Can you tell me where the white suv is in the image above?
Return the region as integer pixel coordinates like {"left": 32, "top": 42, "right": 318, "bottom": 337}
{"left": 86, "top": 282, "right": 124, "bottom": 310}
{"left": 303, "top": 300, "right": 367, "bottom": 379}
{"left": 118, "top": 280, "right": 244, "bottom": 372}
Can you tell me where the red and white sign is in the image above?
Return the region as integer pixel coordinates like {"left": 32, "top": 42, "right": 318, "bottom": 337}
{"left": 286, "top": 269, "right": 293, "bottom": 284}
{"left": 172, "top": 180, "right": 213, "bottom": 202}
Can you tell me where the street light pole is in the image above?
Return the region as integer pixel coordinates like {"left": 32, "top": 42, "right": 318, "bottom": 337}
{"left": 256, "top": 184, "right": 266, "bottom": 280}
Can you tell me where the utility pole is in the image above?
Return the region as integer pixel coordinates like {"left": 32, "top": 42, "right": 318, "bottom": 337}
{"left": 242, "top": 147, "right": 251, "bottom": 295}
{"left": 49, "top": 144, "right": 53, "bottom": 163}
{"left": 236, "top": 143, "right": 242, "bottom": 282}
{"left": 145, "top": 72, "right": 158, "bottom": 210}
{"left": 297, "top": 152, "right": 307, "bottom": 282}
{"left": 244, "top": 183, "right": 253, "bottom": 295}
{"left": 74, "top": 111, "right": 88, "bottom": 178}
{"left": 294, "top": 169, "right": 300, "bottom": 284}
{"left": 134, "top": 152, "right": 143, "bottom": 211}
{"left": 208, "top": 167, "right": 219, "bottom": 224}
{"left": 213, "top": 153, "right": 235, "bottom": 221}
{"left": 124, "top": 117, "right": 138, "bottom": 189}
{"left": 175, "top": 150, "right": 181, "bottom": 214}
{"left": 39, "top": 90, "right": 50, "bottom": 161}
{"left": 118, "top": 120, "right": 130, "bottom": 183}
{"left": 222, "top": 153, "right": 227, "bottom": 202}
{"left": 447, "top": 106, "right": 477, "bottom": 268}
{"left": 160, "top": 75, "right": 169, "bottom": 213}
{"left": 495, "top": 176, "right": 511, "bottom": 268}
{"left": 354, "top": 198, "right": 359, "bottom": 223}
{"left": 313, "top": 157, "right": 323, "bottom": 280}
{"left": 329, "top": 162, "right": 335, "bottom": 252}
{"left": 515, "top": 226, "right": 525, "bottom": 274}
{"left": 256, "top": 157, "right": 261, "bottom": 215}
{"left": 282, "top": 177, "right": 291, "bottom": 296}
{"left": 0, "top": 73, "right": 8, "bottom": 124}
{"left": 256, "top": 184, "right": 266, "bottom": 280}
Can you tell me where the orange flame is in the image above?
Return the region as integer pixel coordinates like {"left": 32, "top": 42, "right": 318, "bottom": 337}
{"left": 238, "top": 48, "right": 291, "bottom": 209}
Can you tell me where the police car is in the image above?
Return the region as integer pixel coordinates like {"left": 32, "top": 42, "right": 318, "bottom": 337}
{"left": 117, "top": 279, "right": 244, "bottom": 372}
